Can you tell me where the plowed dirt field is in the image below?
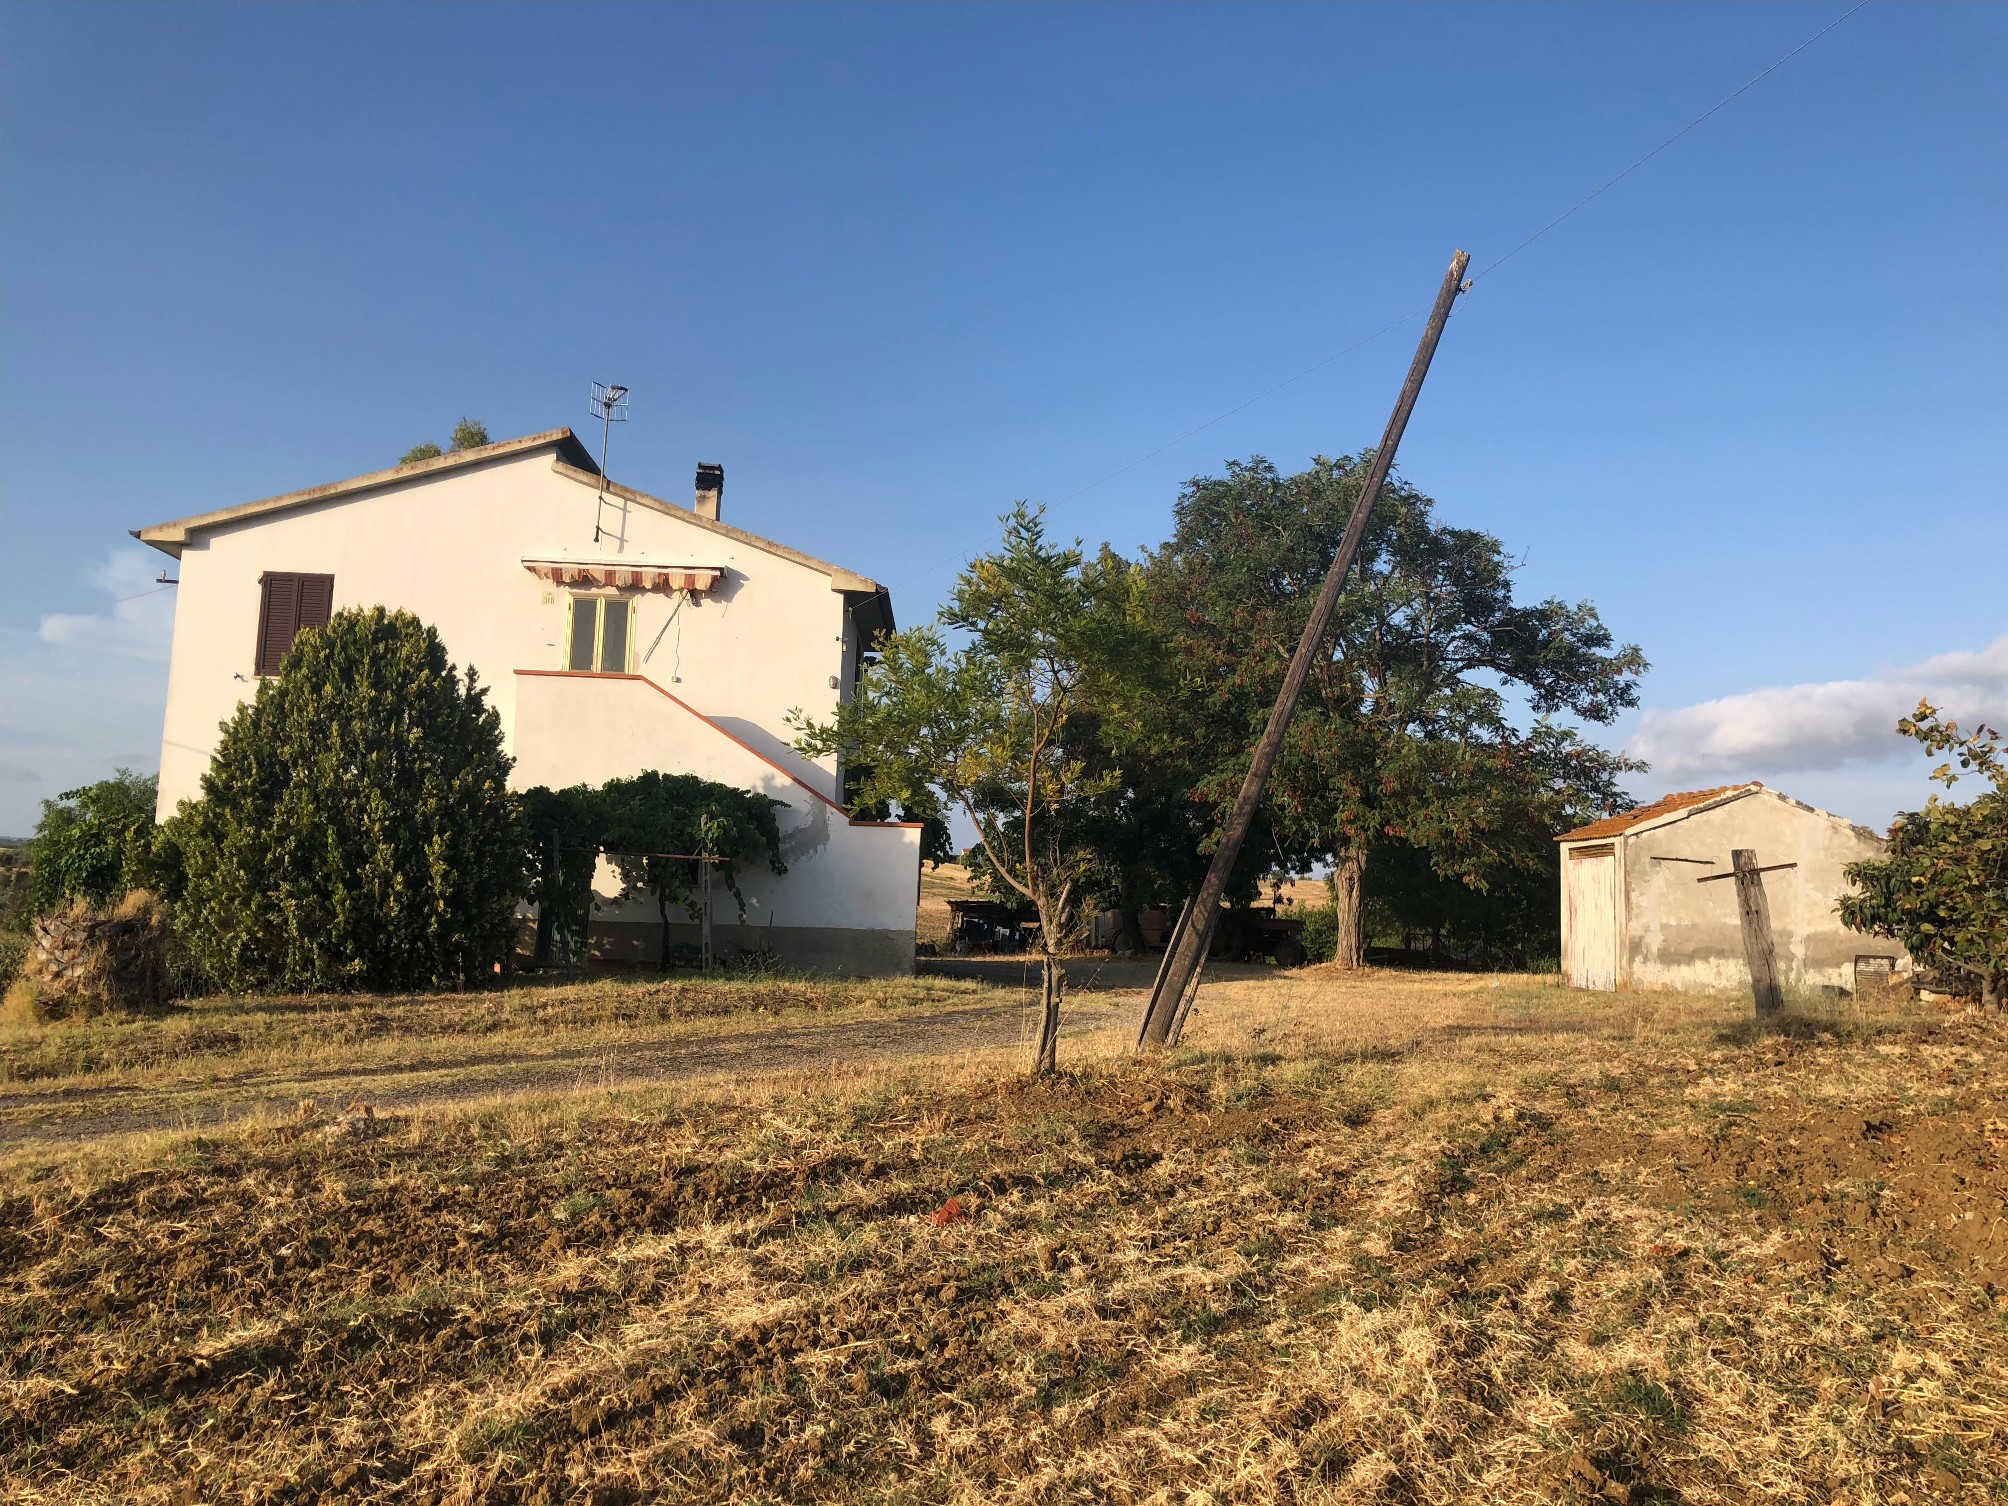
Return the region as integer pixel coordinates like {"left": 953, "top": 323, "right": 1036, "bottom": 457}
{"left": 3, "top": 972, "right": 2005, "bottom": 1504}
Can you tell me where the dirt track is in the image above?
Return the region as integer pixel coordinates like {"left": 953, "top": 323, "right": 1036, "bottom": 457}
{"left": 0, "top": 992, "right": 1134, "bottom": 1148}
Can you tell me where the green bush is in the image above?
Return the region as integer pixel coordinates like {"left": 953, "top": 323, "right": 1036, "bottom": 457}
{"left": 0, "top": 934, "right": 26, "bottom": 994}
{"left": 25, "top": 771, "right": 181, "bottom": 914}
{"left": 1297, "top": 904, "right": 1337, "bottom": 965}
{"left": 517, "top": 773, "right": 787, "bottom": 968}
{"left": 1841, "top": 702, "right": 2007, "bottom": 1008}
{"left": 173, "top": 607, "right": 520, "bottom": 992}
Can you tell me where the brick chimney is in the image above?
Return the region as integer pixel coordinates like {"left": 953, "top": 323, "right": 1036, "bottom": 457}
{"left": 694, "top": 462, "right": 723, "bottom": 521}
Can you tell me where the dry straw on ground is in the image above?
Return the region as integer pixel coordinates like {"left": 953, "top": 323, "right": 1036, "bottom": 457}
{"left": 1, "top": 892, "right": 169, "bottom": 1029}
{"left": 2, "top": 969, "right": 2005, "bottom": 1504}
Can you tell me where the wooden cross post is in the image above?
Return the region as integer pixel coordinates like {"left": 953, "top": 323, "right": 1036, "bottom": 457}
{"left": 1697, "top": 850, "right": 1791, "bottom": 1019}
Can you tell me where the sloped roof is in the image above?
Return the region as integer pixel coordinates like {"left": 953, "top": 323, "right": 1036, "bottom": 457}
{"left": 546, "top": 461, "right": 886, "bottom": 599}
{"left": 130, "top": 431, "right": 894, "bottom": 633}
{"left": 1556, "top": 785, "right": 1758, "bottom": 843}
{"left": 135, "top": 429, "right": 599, "bottom": 556}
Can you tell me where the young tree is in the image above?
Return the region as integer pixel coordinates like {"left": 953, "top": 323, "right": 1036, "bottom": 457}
{"left": 1143, "top": 455, "right": 1645, "bottom": 966}
{"left": 1840, "top": 702, "right": 2007, "bottom": 1010}
{"left": 27, "top": 770, "right": 181, "bottom": 913}
{"left": 597, "top": 771, "right": 785, "bottom": 966}
{"left": 794, "top": 505, "right": 1146, "bottom": 1073}
{"left": 398, "top": 417, "right": 489, "bottom": 466}
{"left": 173, "top": 608, "right": 520, "bottom": 991}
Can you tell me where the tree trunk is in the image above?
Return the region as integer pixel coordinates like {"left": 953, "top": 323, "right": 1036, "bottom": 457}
{"left": 1034, "top": 948, "right": 1064, "bottom": 1075}
{"left": 1984, "top": 970, "right": 2002, "bottom": 1014}
{"left": 1115, "top": 906, "right": 1146, "bottom": 955}
{"left": 658, "top": 895, "right": 674, "bottom": 971}
{"left": 1329, "top": 850, "right": 1366, "bottom": 969}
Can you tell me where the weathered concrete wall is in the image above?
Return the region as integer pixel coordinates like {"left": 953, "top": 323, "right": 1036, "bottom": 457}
{"left": 1619, "top": 791, "right": 1901, "bottom": 992}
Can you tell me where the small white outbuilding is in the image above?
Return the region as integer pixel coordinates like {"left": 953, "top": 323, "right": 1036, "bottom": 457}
{"left": 1556, "top": 783, "right": 1905, "bottom": 995}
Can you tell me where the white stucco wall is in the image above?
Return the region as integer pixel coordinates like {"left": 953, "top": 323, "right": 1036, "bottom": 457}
{"left": 512, "top": 671, "right": 919, "bottom": 971}
{"left": 154, "top": 447, "right": 855, "bottom": 817}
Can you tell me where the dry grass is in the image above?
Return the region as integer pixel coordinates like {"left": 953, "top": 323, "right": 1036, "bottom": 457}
{"left": 918, "top": 863, "right": 978, "bottom": 947}
{"left": 0, "top": 974, "right": 991, "bottom": 1145}
{"left": 4, "top": 970, "right": 2006, "bottom": 1504}
{"left": 0, "top": 974, "right": 981, "bottom": 1090}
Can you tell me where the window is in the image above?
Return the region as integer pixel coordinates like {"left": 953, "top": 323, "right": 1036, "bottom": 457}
{"left": 566, "top": 596, "right": 632, "bottom": 673}
{"left": 255, "top": 572, "right": 334, "bottom": 676}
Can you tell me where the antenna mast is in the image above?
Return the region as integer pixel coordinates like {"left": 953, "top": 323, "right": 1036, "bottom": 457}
{"left": 589, "top": 382, "right": 630, "bottom": 544}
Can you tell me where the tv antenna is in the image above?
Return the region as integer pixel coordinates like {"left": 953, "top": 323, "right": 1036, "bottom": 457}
{"left": 589, "top": 382, "right": 629, "bottom": 545}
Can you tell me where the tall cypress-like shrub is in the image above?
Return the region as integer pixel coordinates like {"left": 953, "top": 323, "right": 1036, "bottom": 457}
{"left": 174, "top": 607, "right": 519, "bottom": 991}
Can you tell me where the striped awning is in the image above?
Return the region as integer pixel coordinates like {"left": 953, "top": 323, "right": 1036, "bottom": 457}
{"left": 523, "top": 558, "right": 723, "bottom": 593}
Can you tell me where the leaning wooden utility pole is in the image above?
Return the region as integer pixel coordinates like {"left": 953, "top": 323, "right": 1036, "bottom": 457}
{"left": 1697, "top": 849, "right": 1790, "bottom": 1019}
{"left": 1136, "top": 248, "right": 1472, "bottom": 1051}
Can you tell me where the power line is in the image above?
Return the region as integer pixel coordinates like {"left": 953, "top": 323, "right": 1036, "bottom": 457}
{"left": 902, "top": 0, "right": 1871, "bottom": 584}
{"left": 108, "top": 583, "right": 176, "bottom": 607}
{"left": 1051, "top": 305, "right": 1431, "bottom": 507}
{"left": 1468, "top": 0, "right": 1874, "bottom": 285}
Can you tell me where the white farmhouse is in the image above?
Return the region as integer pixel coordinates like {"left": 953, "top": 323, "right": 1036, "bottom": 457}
{"left": 1556, "top": 782, "right": 1904, "bottom": 996}
{"left": 137, "top": 428, "right": 921, "bottom": 974}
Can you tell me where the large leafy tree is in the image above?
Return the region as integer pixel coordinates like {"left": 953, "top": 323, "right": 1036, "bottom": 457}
{"left": 173, "top": 608, "right": 520, "bottom": 991}
{"left": 598, "top": 770, "right": 785, "bottom": 965}
{"left": 27, "top": 770, "right": 182, "bottom": 913}
{"left": 795, "top": 505, "right": 1147, "bottom": 1073}
{"left": 1144, "top": 454, "right": 1645, "bottom": 966}
{"left": 964, "top": 698, "right": 1273, "bottom": 950}
{"left": 1362, "top": 723, "right": 1637, "bottom": 966}
{"left": 1840, "top": 702, "right": 2007, "bottom": 1010}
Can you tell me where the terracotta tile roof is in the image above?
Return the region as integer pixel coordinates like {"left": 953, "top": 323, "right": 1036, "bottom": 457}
{"left": 1555, "top": 784, "right": 1759, "bottom": 843}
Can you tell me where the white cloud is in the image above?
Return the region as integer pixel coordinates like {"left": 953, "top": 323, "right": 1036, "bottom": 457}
{"left": 1630, "top": 635, "right": 2008, "bottom": 781}
{"left": 0, "top": 548, "right": 176, "bottom": 833}
{"left": 37, "top": 548, "right": 177, "bottom": 661}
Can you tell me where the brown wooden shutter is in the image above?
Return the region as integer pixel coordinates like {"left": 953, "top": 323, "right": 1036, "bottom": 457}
{"left": 254, "top": 572, "right": 334, "bottom": 675}
{"left": 297, "top": 573, "right": 334, "bottom": 632}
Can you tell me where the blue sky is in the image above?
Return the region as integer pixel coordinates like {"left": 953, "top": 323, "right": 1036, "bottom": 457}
{"left": 2, "top": 1, "right": 2003, "bottom": 838}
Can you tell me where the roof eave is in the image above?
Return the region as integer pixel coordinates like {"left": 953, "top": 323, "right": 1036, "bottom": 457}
{"left": 136, "top": 429, "right": 597, "bottom": 549}
{"left": 549, "top": 460, "right": 888, "bottom": 597}
{"left": 1555, "top": 785, "right": 1759, "bottom": 844}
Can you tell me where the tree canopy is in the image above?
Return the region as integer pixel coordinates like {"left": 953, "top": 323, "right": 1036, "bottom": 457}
{"left": 400, "top": 416, "right": 491, "bottom": 466}
{"left": 1840, "top": 702, "right": 2007, "bottom": 1010}
{"left": 27, "top": 770, "right": 181, "bottom": 914}
{"left": 172, "top": 608, "right": 519, "bottom": 991}
{"left": 599, "top": 771, "right": 785, "bottom": 964}
{"left": 796, "top": 504, "right": 1148, "bottom": 1072}
{"left": 1141, "top": 454, "right": 1644, "bottom": 965}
